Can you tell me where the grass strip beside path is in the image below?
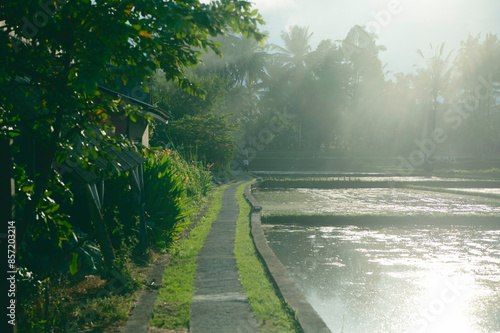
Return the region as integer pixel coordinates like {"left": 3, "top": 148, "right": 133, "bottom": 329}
{"left": 149, "top": 184, "right": 228, "bottom": 330}
{"left": 234, "top": 182, "right": 303, "bottom": 333}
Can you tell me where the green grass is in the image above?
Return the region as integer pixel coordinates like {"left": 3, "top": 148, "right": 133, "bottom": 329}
{"left": 234, "top": 182, "right": 303, "bottom": 333}
{"left": 75, "top": 295, "right": 133, "bottom": 330}
{"left": 149, "top": 184, "right": 228, "bottom": 329}
{"left": 262, "top": 213, "right": 500, "bottom": 219}
{"left": 433, "top": 167, "right": 500, "bottom": 180}
{"left": 407, "top": 185, "right": 500, "bottom": 199}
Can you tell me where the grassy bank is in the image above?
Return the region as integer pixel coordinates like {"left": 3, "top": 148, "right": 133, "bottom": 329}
{"left": 262, "top": 214, "right": 500, "bottom": 227}
{"left": 149, "top": 184, "right": 228, "bottom": 330}
{"left": 250, "top": 154, "right": 500, "bottom": 174}
{"left": 432, "top": 168, "right": 500, "bottom": 180}
{"left": 257, "top": 179, "right": 500, "bottom": 189}
{"left": 407, "top": 185, "right": 500, "bottom": 199}
{"left": 234, "top": 182, "right": 303, "bottom": 333}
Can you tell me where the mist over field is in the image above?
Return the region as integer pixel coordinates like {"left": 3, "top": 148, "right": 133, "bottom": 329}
{"left": 165, "top": 1, "right": 500, "bottom": 166}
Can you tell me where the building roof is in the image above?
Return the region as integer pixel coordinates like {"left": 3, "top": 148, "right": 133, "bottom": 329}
{"left": 98, "top": 85, "right": 172, "bottom": 123}
{"left": 59, "top": 131, "right": 146, "bottom": 183}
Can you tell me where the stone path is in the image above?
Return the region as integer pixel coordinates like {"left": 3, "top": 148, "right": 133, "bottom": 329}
{"left": 189, "top": 182, "right": 259, "bottom": 333}
{"left": 119, "top": 175, "right": 331, "bottom": 333}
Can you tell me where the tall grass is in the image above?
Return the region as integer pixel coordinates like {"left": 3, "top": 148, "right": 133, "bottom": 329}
{"left": 234, "top": 182, "right": 302, "bottom": 333}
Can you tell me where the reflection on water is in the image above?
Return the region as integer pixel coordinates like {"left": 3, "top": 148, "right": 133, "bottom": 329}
{"left": 265, "top": 224, "right": 500, "bottom": 333}
{"left": 254, "top": 188, "right": 500, "bottom": 215}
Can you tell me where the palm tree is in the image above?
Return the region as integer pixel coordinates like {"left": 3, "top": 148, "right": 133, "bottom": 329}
{"left": 414, "top": 42, "right": 454, "bottom": 154}
{"left": 230, "top": 36, "right": 269, "bottom": 116}
{"left": 197, "top": 34, "right": 269, "bottom": 118}
{"left": 272, "top": 25, "right": 314, "bottom": 148}
{"left": 273, "top": 25, "right": 313, "bottom": 74}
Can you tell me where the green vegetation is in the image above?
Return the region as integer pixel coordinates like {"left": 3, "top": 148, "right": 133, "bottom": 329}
{"left": 181, "top": 24, "right": 500, "bottom": 159}
{"left": 153, "top": 113, "right": 238, "bottom": 174}
{"left": 234, "top": 182, "right": 302, "bottom": 333}
{"left": 3, "top": 0, "right": 264, "bottom": 265}
{"left": 143, "top": 150, "right": 212, "bottom": 250}
{"left": 433, "top": 168, "right": 500, "bottom": 180}
{"left": 149, "top": 182, "right": 304, "bottom": 331}
{"left": 255, "top": 177, "right": 500, "bottom": 191}
{"left": 150, "top": 184, "right": 228, "bottom": 329}
{"left": 407, "top": 185, "right": 500, "bottom": 200}
{"left": 17, "top": 269, "right": 139, "bottom": 332}
{"left": 69, "top": 294, "right": 134, "bottom": 332}
{"left": 4, "top": 1, "right": 265, "bottom": 330}
{"left": 262, "top": 214, "right": 500, "bottom": 227}
{"left": 16, "top": 151, "right": 214, "bottom": 332}
{"left": 4, "top": 0, "right": 499, "bottom": 331}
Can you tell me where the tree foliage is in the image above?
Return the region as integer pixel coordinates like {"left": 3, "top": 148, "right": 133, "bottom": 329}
{"left": 155, "top": 113, "right": 238, "bottom": 173}
{"left": 150, "top": 23, "right": 499, "bottom": 159}
{"left": 1, "top": 0, "right": 264, "bottom": 262}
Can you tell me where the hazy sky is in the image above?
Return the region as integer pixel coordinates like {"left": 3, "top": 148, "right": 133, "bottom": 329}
{"left": 249, "top": 0, "right": 500, "bottom": 75}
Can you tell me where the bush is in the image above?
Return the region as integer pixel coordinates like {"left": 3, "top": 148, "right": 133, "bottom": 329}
{"left": 168, "top": 149, "right": 213, "bottom": 199}
{"left": 102, "top": 173, "right": 139, "bottom": 259}
{"left": 154, "top": 113, "right": 237, "bottom": 173}
{"left": 143, "top": 150, "right": 193, "bottom": 249}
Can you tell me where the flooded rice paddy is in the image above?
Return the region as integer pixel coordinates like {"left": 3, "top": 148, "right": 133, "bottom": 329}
{"left": 265, "top": 224, "right": 500, "bottom": 333}
{"left": 256, "top": 184, "right": 500, "bottom": 332}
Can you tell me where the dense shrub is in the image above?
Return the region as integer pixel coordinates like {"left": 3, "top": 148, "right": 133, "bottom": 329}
{"left": 154, "top": 113, "right": 237, "bottom": 173}
{"left": 143, "top": 149, "right": 212, "bottom": 249}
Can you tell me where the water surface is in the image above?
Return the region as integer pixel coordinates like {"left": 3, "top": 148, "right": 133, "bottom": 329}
{"left": 265, "top": 224, "right": 500, "bottom": 333}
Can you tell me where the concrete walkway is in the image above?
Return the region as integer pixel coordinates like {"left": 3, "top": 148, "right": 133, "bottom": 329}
{"left": 190, "top": 182, "right": 259, "bottom": 333}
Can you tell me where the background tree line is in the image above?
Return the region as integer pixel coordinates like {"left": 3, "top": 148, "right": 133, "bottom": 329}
{"left": 153, "top": 25, "right": 500, "bottom": 164}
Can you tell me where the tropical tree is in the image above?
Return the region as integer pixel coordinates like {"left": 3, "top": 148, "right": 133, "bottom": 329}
{"left": 154, "top": 112, "right": 237, "bottom": 173}
{"left": 274, "top": 25, "right": 313, "bottom": 73}
{"left": 272, "top": 25, "right": 314, "bottom": 148}
{"left": 339, "top": 25, "right": 387, "bottom": 153}
{"left": 231, "top": 36, "right": 269, "bottom": 116}
{"left": 259, "top": 55, "right": 290, "bottom": 110}
{"left": 341, "top": 25, "right": 386, "bottom": 91}
{"left": 380, "top": 72, "right": 421, "bottom": 154}
{"left": 414, "top": 43, "right": 454, "bottom": 143}
{"left": 304, "top": 39, "right": 346, "bottom": 149}
{"left": 455, "top": 34, "right": 500, "bottom": 158}
{"left": 206, "top": 35, "right": 269, "bottom": 117}
{"left": 1, "top": 0, "right": 264, "bottom": 265}
{"left": 152, "top": 69, "right": 233, "bottom": 119}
